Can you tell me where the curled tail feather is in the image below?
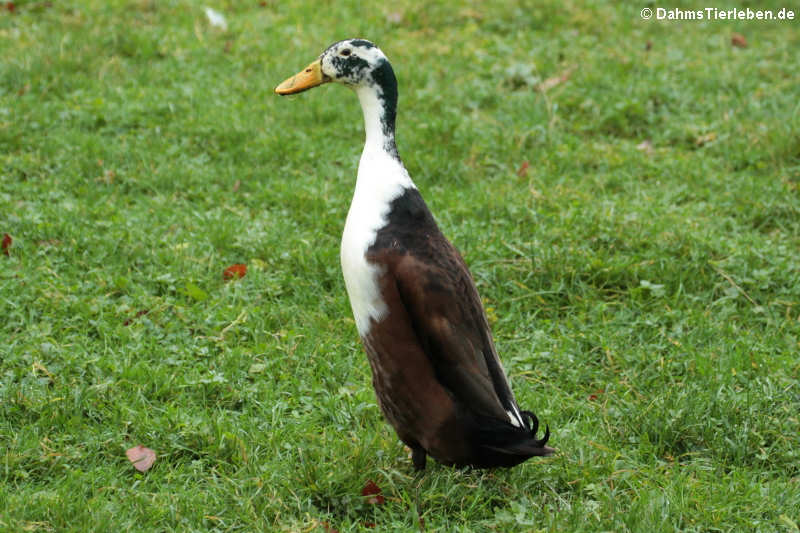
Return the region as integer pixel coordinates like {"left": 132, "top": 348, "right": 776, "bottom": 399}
{"left": 469, "top": 410, "right": 554, "bottom": 468}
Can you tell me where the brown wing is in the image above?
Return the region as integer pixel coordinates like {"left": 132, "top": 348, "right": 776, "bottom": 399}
{"left": 388, "top": 240, "right": 523, "bottom": 426}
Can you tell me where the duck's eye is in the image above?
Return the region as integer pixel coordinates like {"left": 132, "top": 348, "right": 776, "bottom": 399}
{"left": 340, "top": 49, "right": 351, "bottom": 57}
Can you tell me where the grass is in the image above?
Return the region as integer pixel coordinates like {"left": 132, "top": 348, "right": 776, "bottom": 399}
{"left": 1, "top": 0, "right": 799, "bottom": 531}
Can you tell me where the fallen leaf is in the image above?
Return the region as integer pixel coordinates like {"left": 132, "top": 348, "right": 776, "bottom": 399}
{"left": 538, "top": 67, "right": 573, "bottom": 92}
{"left": 98, "top": 169, "right": 116, "bottom": 184}
{"left": 6, "top": 2, "right": 15, "bottom": 12}
{"left": 123, "top": 309, "right": 150, "bottom": 326}
{"left": 363, "top": 522, "right": 375, "bottom": 528}
{"left": 731, "top": 33, "right": 747, "bottom": 48}
{"left": 126, "top": 445, "right": 156, "bottom": 472}
{"left": 204, "top": 6, "right": 228, "bottom": 31}
{"left": 695, "top": 132, "right": 717, "bottom": 146}
{"left": 2, "top": 233, "right": 11, "bottom": 255}
{"left": 223, "top": 263, "right": 247, "bottom": 280}
{"left": 517, "top": 161, "right": 530, "bottom": 177}
{"left": 636, "top": 140, "right": 654, "bottom": 154}
{"left": 320, "top": 521, "right": 339, "bottom": 533}
{"left": 32, "top": 361, "right": 55, "bottom": 383}
{"left": 385, "top": 11, "right": 403, "bottom": 23}
{"left": 361, "top": 480, "right": 385, "bottom": 505}
{"left": 588, "top": 389, "right": 604, "bottom": 402}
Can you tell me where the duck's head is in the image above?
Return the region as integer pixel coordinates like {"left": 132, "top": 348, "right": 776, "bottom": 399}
{"left": 275, "top": 39, "right": 392, "bottom": 95}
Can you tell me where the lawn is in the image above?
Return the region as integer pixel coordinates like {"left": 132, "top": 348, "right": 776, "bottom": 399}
{"left": 1, "top": 1, "right": 799, "bottom": 531}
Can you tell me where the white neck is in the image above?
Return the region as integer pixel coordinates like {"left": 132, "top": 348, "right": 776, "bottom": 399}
{"left": 352, "top": 84, "right": 413, "bottom": 192}
{"left": 355, "top": 85, "right": 395, "bottom": 155}
{"left": 340, "top": 85, "right": 414, "bottom": 336}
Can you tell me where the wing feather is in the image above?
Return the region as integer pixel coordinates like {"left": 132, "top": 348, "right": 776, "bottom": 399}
{"left": 390, "top": 243, "right": 524, "bottom": 427}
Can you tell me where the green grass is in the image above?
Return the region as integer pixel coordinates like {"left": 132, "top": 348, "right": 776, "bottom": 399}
{"left": 2, "top": 0, "right": 799, "bottom": 531}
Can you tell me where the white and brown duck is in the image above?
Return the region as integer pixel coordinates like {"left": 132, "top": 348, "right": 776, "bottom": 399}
{"left": 276, "top": 39, "right": 553, "bottom": 469}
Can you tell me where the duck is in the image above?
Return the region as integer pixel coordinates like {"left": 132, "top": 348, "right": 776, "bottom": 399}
{"left": 275, "top": 39, "right": 553, "bottom": 469}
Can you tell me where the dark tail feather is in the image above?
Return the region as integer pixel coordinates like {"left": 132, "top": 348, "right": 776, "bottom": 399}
{"left": 471, "top": 409, "right": 554, "bottom": 468}
{"left": 521, "top": 410, "right": 551, "bottom": 449}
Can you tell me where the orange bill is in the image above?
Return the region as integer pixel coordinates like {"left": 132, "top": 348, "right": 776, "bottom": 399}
{"left": 275, "top": 59, "right": 327, "bottom": 95}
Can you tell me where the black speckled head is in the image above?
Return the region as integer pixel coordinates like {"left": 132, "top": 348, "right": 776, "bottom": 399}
{"left": 320, "top": 39, "right": 400, "bottom": 158}
{"left": 275, "top": 39, "right": 401, "bottom": 159}
{"left": 320, "top": 39, "right": 387, "bottom": 88}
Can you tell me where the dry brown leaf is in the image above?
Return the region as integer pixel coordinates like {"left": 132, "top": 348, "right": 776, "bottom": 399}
{"left": 126, "top": 445, "right": 156, "bottom": 472}
{"left": 517, "top": 161, "right": 530, "bottom": 177}
{"left": 538, "top": 68, "right": 574, "bottom": 92}
{"left": 320, "top": 521, "right": 339, "bottom": 533}
{"left": 731, "top": 33, "right": 747, "bottom": 48}
{"left": 361, "top": 480, "right": 385, "bottom": 505}
{"left": 588, "top": 389, "right": 605, "bottom": 402}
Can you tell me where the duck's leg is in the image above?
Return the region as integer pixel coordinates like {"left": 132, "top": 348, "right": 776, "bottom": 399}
{"left": 411, "top": 446, "right": 427, "bottom": 471}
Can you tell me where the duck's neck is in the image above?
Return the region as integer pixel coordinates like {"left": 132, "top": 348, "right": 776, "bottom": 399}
{"left": 355, "top": 60, "right": 400, "bottom": 160}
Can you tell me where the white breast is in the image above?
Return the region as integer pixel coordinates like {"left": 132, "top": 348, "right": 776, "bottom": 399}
{"left": 341, "top": 147, "right": 414, "bottom": 336}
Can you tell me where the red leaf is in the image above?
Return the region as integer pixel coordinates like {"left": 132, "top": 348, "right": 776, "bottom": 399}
{"left": 731, "top": 33, "right": 747, "bottom": 48}
{"left": 2, "top": 233, "right": 11, "bottom": 255}
{"left": 361, "top": 480, "right": 385, "bottom": 505}
{"left": 516, "top": 161, "right": 530, "bottom": 177}
{"left": 588, "top": 389, "right": 605, "bottom": 402}
{"left": 6, "top": 2, "right": 15, "bottom": 12}
{"left": 223, "top": 263, "right": 247, "bottom": 280}
{"left": 363, "top": 522, "right": 376, "bottom": 528}
{"left": 320, "top": 521, "right": 339, "bottom": 533}
{"left": 126, "top": 445, "right": 156, "bottom": 472}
